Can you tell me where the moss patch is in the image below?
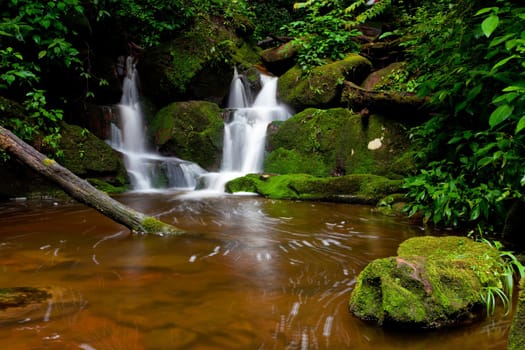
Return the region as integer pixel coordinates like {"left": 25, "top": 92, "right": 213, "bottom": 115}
{"left": 149, "top": 101, "right": 224, "bottom": 170}
{"left": 226, "top": 173, "right": 402, "bottom": 204}
{"left": 265, "top": 108, "right": 413, "bottom": 178}
{"left": 277, "top": 54, "right": 372, "bottom": 109}
{"left": 508, "top": 278, "right": 525, "bottom": 350}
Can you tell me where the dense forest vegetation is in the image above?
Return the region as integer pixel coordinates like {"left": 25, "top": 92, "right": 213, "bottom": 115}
{"left": 1, "top": 0, "right": 524, "bottom": 238}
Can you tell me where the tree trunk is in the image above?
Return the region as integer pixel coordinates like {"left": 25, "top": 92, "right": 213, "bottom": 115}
{"left": 341, "top": 81, "right": 430, "bottom": 119}
{"left": 0, "top": 125, "right": 183, "bottom": 235}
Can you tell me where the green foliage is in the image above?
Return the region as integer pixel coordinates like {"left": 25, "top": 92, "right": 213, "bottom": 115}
{"left": 284, "top": 0, "right": 390, "bottom": 71}
{"left": 401, "top": 0, "right": 525, "bottom": 233}
{"left": 478, "top": 239, "right": 525, "bottom": 316}
{"left": 0, "top": 0, "right": 86, "bottom": 155}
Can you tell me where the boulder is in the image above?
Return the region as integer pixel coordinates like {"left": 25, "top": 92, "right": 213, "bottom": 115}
{"left": 149, "top": 101, "right": 224, "bottom": 170}
{"left": 277, "top": 54, "right": 372, "bottom": 110}
{"left": 265, "top": 108, "right": 414, "bottom": 178}
{"left": 260, "top": 41, "right": 297, "bottom": 76}
{"left": 349, "top": 236, "right": 505, "bottom": 329}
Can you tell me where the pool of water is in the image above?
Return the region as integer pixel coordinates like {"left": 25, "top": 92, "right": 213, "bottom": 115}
{"left": 0, "top": 192, "right": 512, "bottom": 349}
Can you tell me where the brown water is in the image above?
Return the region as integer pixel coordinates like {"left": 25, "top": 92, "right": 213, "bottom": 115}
{"left": 0, "top": 192, "right": 512, "bottom": 349}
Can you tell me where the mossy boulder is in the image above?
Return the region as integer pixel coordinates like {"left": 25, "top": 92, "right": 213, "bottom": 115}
{"left": 140, "top": 16, "right": 261, "bottom": 106}
{"left": 277, "top": 54, "right": 372, "bottom": 110}
{"left": 265, "top": 108, "right": 414, "bottom": 178}
{"left": 349, "top": 236, "right": 505, "bottom": 329}
{"left": 60, "top": 123, "right": 128, "bottom": 188}
{"left": 225, "top": 173, "right": 402, "bottom": 204}
{"left": 260, "top": 41, "right": 297, "bottom": 76}
{"left": 149, "top": 101, "right": 224, "bottom": 170}
{"left": 361, "top": 62, "right": 406, "bottom": 91}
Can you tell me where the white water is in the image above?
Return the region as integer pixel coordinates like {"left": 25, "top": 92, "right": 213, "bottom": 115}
{"left": 109, "top": 56, "right": 206, "bottom": 191}
{"left": 196, "top": 69, "right": 291, "bottom": 194}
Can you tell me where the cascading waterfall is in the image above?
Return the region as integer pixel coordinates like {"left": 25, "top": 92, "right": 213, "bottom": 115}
{"left": 109, "top": 56, "right": 206, "bottom": 191}
{"left": 198, "top": 68, "right": 291, "bottom": 193}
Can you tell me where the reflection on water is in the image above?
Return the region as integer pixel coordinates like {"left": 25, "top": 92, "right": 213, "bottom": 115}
{"left": 0, "top": 192, "right": 512, "bottom": 349}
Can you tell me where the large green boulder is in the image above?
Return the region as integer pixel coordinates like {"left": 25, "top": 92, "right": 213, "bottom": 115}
{"left": 225, "top": 173, "right": 402, "bottom": 204}
{"left": 277, "top": 54, "right": 372, "bottom": 109}
{"left": 265, "top": 108, "right": 414, "bottom": 178}
{"left": 349, "top": 236, "right": 505, "bottom": 329}
{"left": 149, "top": 101, "right": 224, "bottom": 170}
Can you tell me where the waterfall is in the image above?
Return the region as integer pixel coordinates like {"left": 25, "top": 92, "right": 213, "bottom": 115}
{"left": 197, "top": 68, "right": 291, "bottom": 193}
{"left": 109, "top": 56, "right": 206, "bottom": 191}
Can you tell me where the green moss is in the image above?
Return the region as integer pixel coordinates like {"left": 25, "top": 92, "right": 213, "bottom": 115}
{"left": 225, "top": 173, "right": 401, "bottom": 204}
{"left": 59, "top": 123, "right": 127, "bottom": 179}
{"left": 141, "top": 217, "right": 184, "bottom": 235}
{"left": 277, "top": 54, "right": 372, "bottom": 109}
{"left": 266, "top": 108, "right": 413, "bottom": 178}
{"left": 508, "top": 278, "right": 525, "bottom": 350}
{"left": 349, "top": 236, "right": 504, "bottom": 329}
{"left": 150, "top": 101, "right": 224, "bottom": 169}
{"left": 87, "top": 178, "right": 128, "bottom": 194}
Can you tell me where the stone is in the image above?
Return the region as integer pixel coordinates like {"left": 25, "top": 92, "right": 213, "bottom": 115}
{"left": 349, "top": 236, "right": 505, "bottom": 329}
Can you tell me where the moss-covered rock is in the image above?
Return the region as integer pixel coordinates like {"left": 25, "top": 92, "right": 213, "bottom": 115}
{"left": 508, "top": 278, "right": 525, "bottom": 350}
{"left": 140, "top": 16, "right": 261, "bottom": 106}
{"left": 225, "top": 173, "right": 402, "bottom": 204}
{"left": 149, "top": 101, "right": 224, "bottom": 170}
{"left": 361, "top": 62, "right": 406, "bottom": 91}
{"left": 277, "top": 54, "right": 372, "bottom": 110}
{"left": 60, "top": 123, "right": 127, "bottom": 185}
{"left": 265, "top": 108, "right": 414, "bottom": 178}
{"left": 260, "top": 41, "right": 297, "bottom": 76}
{"left": 349, "top": 236, "right": 505, "bottom": 329}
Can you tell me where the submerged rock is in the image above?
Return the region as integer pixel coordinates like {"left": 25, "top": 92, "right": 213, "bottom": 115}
{"left": 349, "top": 236, "right": 505, "bottom": 329}
{"left": 0, "top": 286, "right": 83, "bottom": 325}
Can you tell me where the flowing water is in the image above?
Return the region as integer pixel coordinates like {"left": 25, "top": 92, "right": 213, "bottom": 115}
{"left": 198, "top": 69, "right": 291, "bottom": 193}
{"left": 0, "top": 193, "right": 512, "bottom": 349}
{"left": 109, "top": 57, "right": 205, "bottom": 191}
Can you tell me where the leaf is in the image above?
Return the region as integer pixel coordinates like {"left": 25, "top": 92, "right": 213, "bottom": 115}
{"left": 515, "top": 116, "right": 525, "bottom": 134}
{"left": 38, "top": 50, "right": 47, "bottom": 59}
{"left": 492, "top": 55, "right": 517, "bottom": 71}
{"left": 481, "top": 15, "right": 499, "bottom": 38}
{"left": 489, "top": 104, "right": 514, "bottom": 128}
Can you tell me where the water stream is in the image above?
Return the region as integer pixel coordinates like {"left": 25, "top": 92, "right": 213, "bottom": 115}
{"left": 0, "top": 195, "right": 512, "bottom": 349}
{"left": 198, "top": 69, "right": 291, "bottom": 193}
{"left": 109, "top": 56, "right": 205, "bottom": 191}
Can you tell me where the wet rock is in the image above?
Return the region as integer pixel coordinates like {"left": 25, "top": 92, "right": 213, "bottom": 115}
{"left": 349, "top": 236, "right": 505, "bottom": 329}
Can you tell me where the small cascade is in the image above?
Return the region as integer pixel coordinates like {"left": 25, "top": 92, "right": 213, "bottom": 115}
{"left": 198, "top": 68, "right": 291, "bottom": 193}
{"left": 109, "top": 56, "right": 206, "bottom": 191}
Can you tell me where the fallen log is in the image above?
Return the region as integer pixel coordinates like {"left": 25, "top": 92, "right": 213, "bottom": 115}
{"left": 0, "top": 125, "right": 182, "bottom": 235}
{"left": 341, "top": 81, "right": 430, "bottom": 119}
